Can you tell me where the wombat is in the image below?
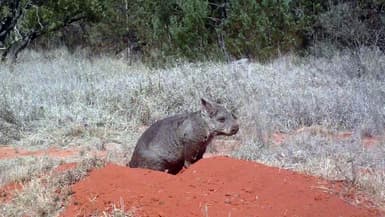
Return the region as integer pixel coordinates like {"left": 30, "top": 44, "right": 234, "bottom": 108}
{"left": 128, "top": 98, "right": 239, "bottom": 174}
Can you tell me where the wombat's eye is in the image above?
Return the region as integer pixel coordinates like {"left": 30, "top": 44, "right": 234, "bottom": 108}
{"left": 217, "top": 117, "right": 226, "bottom": 123}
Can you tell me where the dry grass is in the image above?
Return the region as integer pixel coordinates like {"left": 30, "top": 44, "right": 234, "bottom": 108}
{"left": 1, "top": 48, "right": 384, "bottom": 143}
{"left": 233, "top": 130, "right": 385, "bottom": 206}
{"left": 0, "top": 156, "right": 59, "bottom": 186}
{"left": 100, "top": 200, "right": 136, "bottom": 217}
{"left": 0, "top": 157, "right": 105, "bottom": 217}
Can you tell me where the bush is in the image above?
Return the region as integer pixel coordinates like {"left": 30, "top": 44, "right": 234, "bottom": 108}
{"left": 315, "top": 1, "right": 385, "bottom": 50}
{"left": 224, "top": 0, "right": 305, "bottom": 60}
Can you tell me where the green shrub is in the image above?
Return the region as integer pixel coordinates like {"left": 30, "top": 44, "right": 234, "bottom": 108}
{"left": 224, "top": 0, "right": 305, "bottom": 60}
{"left": 168, "top": 0, "right": 210, "bottom": 58}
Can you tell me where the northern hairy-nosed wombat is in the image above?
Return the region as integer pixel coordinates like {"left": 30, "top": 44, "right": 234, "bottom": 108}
{"left": 128, "top": 98, "right": 239, "bottom": 174}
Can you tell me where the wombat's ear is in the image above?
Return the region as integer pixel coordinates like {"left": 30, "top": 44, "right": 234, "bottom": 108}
{"left": 201, "top": 98, "right": 217, "bottom": 117}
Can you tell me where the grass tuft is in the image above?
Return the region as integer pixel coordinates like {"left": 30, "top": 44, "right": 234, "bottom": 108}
{"left": 0, "top": 157, "right": 105, "bottom": 217}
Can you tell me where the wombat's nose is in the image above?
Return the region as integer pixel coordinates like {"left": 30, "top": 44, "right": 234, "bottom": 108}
{"left": 231, "top": 124, "right": 239, "bottom": 134}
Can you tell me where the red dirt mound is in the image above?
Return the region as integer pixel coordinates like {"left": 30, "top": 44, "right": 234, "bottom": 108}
{"left": 61, "top": 157, "right": 381, "bottom": 217}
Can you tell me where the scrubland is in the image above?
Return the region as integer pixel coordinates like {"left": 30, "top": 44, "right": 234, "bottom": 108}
{"left": 0, "top": 46, "right": 384, "bottom": 215}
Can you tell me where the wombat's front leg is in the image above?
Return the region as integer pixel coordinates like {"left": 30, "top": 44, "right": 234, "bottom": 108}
{"left": 184, "top": 160, "right": 192, "bottom": 168}
{"left": 183, "top": 143, "right": 206, "bottom": 169}
{"left": 183, "top": 146, "right": 198, "bottom": 169}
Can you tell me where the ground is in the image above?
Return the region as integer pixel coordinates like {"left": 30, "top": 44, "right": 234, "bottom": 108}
{"left": 60, "top": 157, "right": 381, "bottom": 217}
{"left": 0, "top": 129, "right": 384, "bottom": 217}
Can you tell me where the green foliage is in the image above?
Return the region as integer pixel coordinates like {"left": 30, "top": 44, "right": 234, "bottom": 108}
{"left": 127, "top": 0, "right": 215, "bottom": 60}
{"left": 3, "top": 0, "right": 384, "bottom": 62}
{"left": 0, "top": 4, "right": 11, "bottom": 17}
{"left": 287, "top": 0, "right": 326, "bottom": 38}
{"left": 113, "top": 0, "right": 308, "bottom": 61}
{"left": 168, "top": 0, "right": 211, "bottom": 58}
{"left": 224, "top": 0, "right": 304, "bottom": 60}
{"left": 23, "top": 0, "right": 106, "bottom": 31}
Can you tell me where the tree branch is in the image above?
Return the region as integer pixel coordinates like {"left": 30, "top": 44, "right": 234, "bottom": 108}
{"left": 0, "top": 0, "right": 22, "bottom": 42}
{"left": 2, "top": 11, "right": 87, "bottom": 61}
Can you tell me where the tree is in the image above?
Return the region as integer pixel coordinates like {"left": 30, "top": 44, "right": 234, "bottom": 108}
{"left": 0, "top": 0, "right": 106, "bottom": 61}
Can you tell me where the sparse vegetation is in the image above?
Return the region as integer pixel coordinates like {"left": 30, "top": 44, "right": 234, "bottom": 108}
{"left": 234, "top": 129, "right": 385, "bottom": 204}
{"left": 0, "top": 104, "right": 20, "bottom": 144}
{"left": 101, "top": 202, "right": 136, "bottom": 217}
{"left": 1, "top": 47, "right": 384, "bottom": 137}
{"left": 0, "top": 157, "right": 105, "bottom": 217}
{"left": 314, "top": 1, "right": 385, "bottom": 51}
{"left": 0, "top": 46, "right": 384, "bottom": 208}
{"left": 0, "top": 156, "right": 59, "bottom": 186}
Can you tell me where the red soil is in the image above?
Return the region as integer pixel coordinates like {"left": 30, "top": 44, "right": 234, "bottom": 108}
{"left": 0, "top": 182, "right": 23, "bottom": 203}
{"left": 61, "top": 157, "right": 381, "bottom": 217}
{"left": 0, "top": 146, "right": 78, "bottom": 160}
{"left": 54, "top": 162, "right": 78, "bottom": 173}
{"left": 273, "top": 129, "right": 384, "bottom": 148}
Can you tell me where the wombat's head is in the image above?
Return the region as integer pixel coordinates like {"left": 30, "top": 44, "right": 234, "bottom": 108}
{"left": 201, "top": 98, "right": 239, "bottom": 136}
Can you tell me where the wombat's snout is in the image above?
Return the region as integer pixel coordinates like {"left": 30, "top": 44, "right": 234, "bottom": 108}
{"left": 231, "top": 123, "right": 239, "bottom": 134}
